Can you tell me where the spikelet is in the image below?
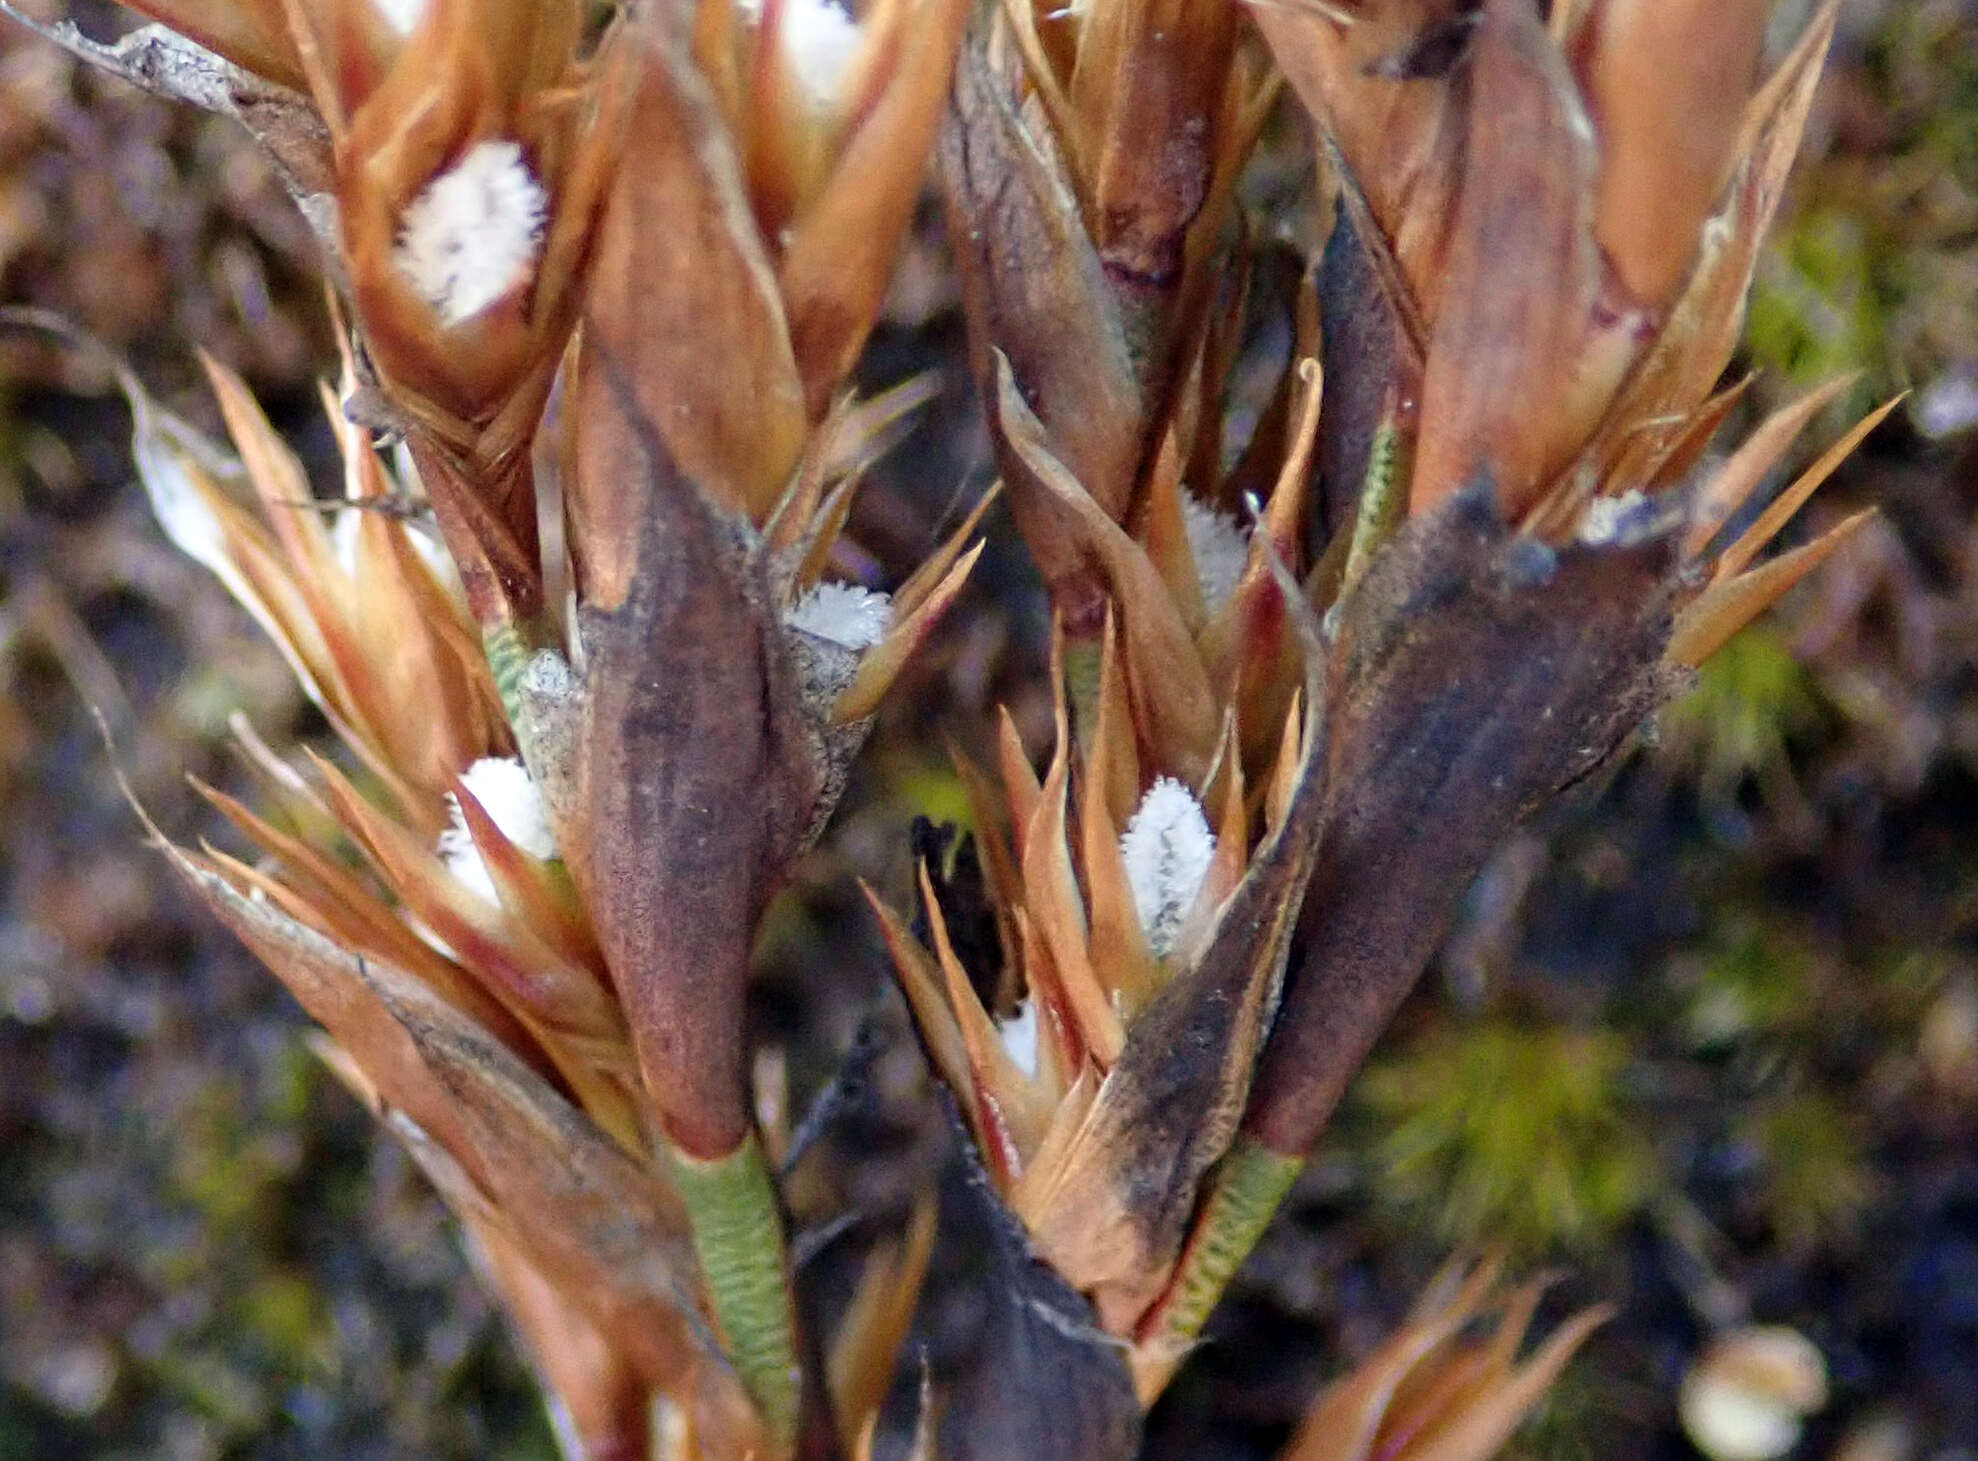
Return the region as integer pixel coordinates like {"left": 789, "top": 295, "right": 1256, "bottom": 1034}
{"left": 871, "top": 490, "right": 1329, "bottom": 1349}
{"left": 1243, "top": 0, "right": 1899, "bottom": 1172}
{"left": 1281, "top": 1258, "right": 1612, "bottom": 1461}
{"left": 910, "top": 0, "right": 1894, "bottom": 1426}
{"left": 21, "top": 0, "right": 982, "bottom": 1449}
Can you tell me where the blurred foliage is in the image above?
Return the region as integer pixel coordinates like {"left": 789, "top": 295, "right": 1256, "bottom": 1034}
{"left": 1741, "top": 1088, "right": 1873, "bottom": 1255}
{"left": 1353, "top": 1024, "right": 1656, "bottom": 1257}
{"left": 1746, "top": 0, "right": 1978, "bottom": 417}
{"left": 1661, "top": 626, "right": 1825, "bottom": 810}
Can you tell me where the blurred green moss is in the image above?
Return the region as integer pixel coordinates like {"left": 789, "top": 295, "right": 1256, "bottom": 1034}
{"left": 1662, "top": 626, "right": 1822, "bottom": 804}
{"left": 1685, "top": 921, "right": 1824, "bottom": 1050}
{"left": 1747, "top": 3, "right": 1978, "bottom": 407}
{"left": 1354, "top": 1023, "right": 1656, "bottom": 1256}
{"left": 1747, "top": 206, "right": 1885, "bottom": 399}
{"left": 1743, "top": 1088, "right": 1874, "bottom": 1254}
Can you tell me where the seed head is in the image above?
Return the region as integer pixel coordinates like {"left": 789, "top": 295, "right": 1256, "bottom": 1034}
{"left": 439, "top": 756, "right": 557, "bottom": 902}
{"left": 1120, "top": 778, "right": 1215, "bottom": 959}
{"left": 741, "top": 0, "right": 865, "bottom": 110}
{"left": 393, "top": 141, "right": 548, "bottom": 328}
{"left": 786, "top": 581, "right": 893, "bottom": 651}
{"left": 1181, "top": 492, "right": 1250, "bottom": 615}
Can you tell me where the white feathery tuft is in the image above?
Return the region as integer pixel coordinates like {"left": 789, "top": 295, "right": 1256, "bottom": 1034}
{"left": 393, "top": 141, "right": 547, "bottom": 328}
{"left": 787, "top": 581, "right": 892, "bottom": 651}
{"left": 1119, "top": 777, "right": 1215, "bottom": 959}
{"left": 1181, "top": 492, "right": 1250, "bottom": 614}
{"left": 371, "top": 0, "right": 427, "bottom": 33}
{"left": 997, "top": 999, "right": 1039, "bottom": 1079}
{"left": 437, "top": 756, "right": 557, "bottom": 904}
{"left": 737, "top": 0, "right": 865, "bottom": 109}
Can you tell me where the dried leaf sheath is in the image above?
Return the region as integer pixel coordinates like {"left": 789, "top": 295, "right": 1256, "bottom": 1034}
{"left": 1248, "top": 482, "right": 1682, "bottom": 1160}
{"left": 574, "top": 348, "right": 816, "bottom": 1159}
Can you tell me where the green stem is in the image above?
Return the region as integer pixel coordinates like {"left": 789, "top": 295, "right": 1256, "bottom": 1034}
{"left": 1064, "top": 633, "right": 1105, "bottom": 752}
{"left": 482, "top": 620, "right": 535, "bottom": 735}
{"left": 668, "top": 1135, "right": 802, "bottom": 1455}
{"left": 1132, "top": 1135, "right": 1304, "bottom": 1402}
{"left": 1339, "top": 420, "right": 1409, "bottom": 606}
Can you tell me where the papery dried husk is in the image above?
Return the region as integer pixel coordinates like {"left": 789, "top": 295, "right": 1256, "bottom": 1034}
{"left": 1248, "top": 481, "right": 1684, "bottom": 1158}
{"left": 574, "top": 356, "right": 818, "bottom": 1158}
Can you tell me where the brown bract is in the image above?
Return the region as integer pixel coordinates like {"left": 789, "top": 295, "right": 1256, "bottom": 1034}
{"left": 1237, "top": 0, "right": 1895, "bottom": 1165}
{"left": 940, "top": 0, "right": 1276, "bottom": 620}
{"left": 1247, "top": 480, "right": 1682, "bottom": 1159}
{"left": 1282, "top": 1257, "right": 1612, "bottom": 1461}
{"left": 119, "top": 0, "right": 611, "bottom": 627}
{"left": 571, "top": 352, "right": 818, "bottom": 1159}
{"left": 1257, "top": 0, "right": 1833, "bottom": 527}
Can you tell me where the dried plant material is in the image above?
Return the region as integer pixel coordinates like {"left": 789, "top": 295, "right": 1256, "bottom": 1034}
{"left": 26, "top": 262, "right": 974, "bottom": 1450}
{"left": 927, "top": 1117, "right": 1143, "bottom": 1461}
{"left": 942, "top": 34, "right": 1144, "bottom": 560}
{"left": 1408, "top": 0, "right": 1601, "bottom": 518}
{"left": 1668, "top": 509, "right": 1877, "bottom": 669}
{"left": 878, "top": 531, "right": 1328, "bottom": 1336}
{"left": 1282, "top": 1258, "right": 1611, "bottom": 1461}
{"left": 1710, "top": 396, "right": 1903, "bottom": 581}
{"left": 827, "top": 1196, "right": 939, "bottom": 1452}
{"left": 578, "top": 6, "right": 808, "bottom": 528}
{"left": 773, "top": 0, "right": 971, "bottom": 411}
{"left": 151, "top": 841, "right": 756, "bottom": 1439}
{"left": 1260, "top": 0, "right": 1842, "bottom": 530}
{"left": 1682, "top": 375, "right": 1860, "bottom": 558}
{"left": 942, "top": 0, "right": 1282, "bottom": 650}
{"left": 6, "top": 0, "right": 1899, "bottom": 1445}
{"left": 1578, "top": 0, "right": 1768, "bottom": 309}
{"left": 1249, "top": 482, "right": 1682, "bottom": 1161}
{"left": 573, "top": 346, "right": 818, "bottom": 1161}
{"left": 0, "top": 3, "right": 333, "bottom": 200}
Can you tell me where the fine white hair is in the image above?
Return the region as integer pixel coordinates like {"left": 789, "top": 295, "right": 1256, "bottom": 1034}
{"left": 1119, "top": 777, "right": 1215, "bottom": 959}
{"left": 437, "top": 757, "right": 557, "bottom": 903}
{"left": 393, "top": 140, "right": 547, "bottom": 328}
{"left": 787, "top": 581, "right": 892, "bottom": 651}
{"left": 1182, "top": 492, "right": 1250, "bottom": 615}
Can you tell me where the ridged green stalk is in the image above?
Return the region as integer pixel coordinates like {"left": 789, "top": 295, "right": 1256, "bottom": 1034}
{"left": 1132, "top": 1135, "right": 1304, "bottom": 1401}
{"left": 668, "top": 1136, "right": 802, "bottom": 1455}
{"left": 1341, "top": 419, "right": 1409, "bottom": 603}
{"left": 1064, "top": 634, "right": 1105, "bottom": 750}
{"left": 482, "top": 621, "right": 534, "bottom": 733}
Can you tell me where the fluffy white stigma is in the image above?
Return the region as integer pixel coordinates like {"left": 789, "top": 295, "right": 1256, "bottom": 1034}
{"left": 393, "top": 140, "right": 547, "bottom": 328}
{"left": 738, "top": 0, "right": 864, "bottom": 110}
{"left": 1182, "top": 492, "right": 1250, "bottom": 614}
{"left": 1119, "top": 777, "right": 1215, "bottom": 960}
{"left": 787, "top": 581, "right": 892, "bottom": 651}
{"left": 997, "top": 999, "right": 1039, "bottom": 1079}
{"left": 371, "top": 0, "right": 427, "bottom": 33}
{"left": 437, "top": 756, "right": 557, "bottom": 904}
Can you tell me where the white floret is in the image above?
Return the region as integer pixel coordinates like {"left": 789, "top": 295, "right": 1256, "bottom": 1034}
{"left": 393, "top": 140, "right": 547, "bottom": 328}
{"left": 997, "top": 999, "right": 1039, "bottom": 1079}
{"left": 737, "top": 0, "right": 864, "bottom": 110}
{"left": 1119, "top": 777, "right": 1215, "bottom": 959}
{"left": 787, "top": 581, "right": 892, "bottom": 651}
{"left": 371, "top": 0, "right": 427, "bottom": 33}
{"left": 1181, "top": 491, "right": 1250, "bottom": 614}
{"left": 437, "top": 756, "right": 557, "bottom": 903}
